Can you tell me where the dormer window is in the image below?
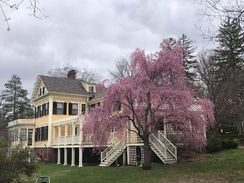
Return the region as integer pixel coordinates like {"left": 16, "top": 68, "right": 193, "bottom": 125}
{"left": 39, "top": 87, "right": 45, "bottom": 96}
{"left": 89, "top": 86, "right": 94, "bottom": 92}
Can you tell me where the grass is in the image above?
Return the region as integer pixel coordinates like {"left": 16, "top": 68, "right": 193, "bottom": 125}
{"left": 30, "top": 149, "right": 244, "bottom": 183}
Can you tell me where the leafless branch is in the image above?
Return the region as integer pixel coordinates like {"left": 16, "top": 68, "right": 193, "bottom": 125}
{"left": 0, "top": 0, "right": 46, "bottom": 31}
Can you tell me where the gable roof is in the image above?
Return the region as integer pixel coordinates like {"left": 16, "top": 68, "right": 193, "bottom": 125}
{"left": 39, "top": 75, "right": 88, "bottom": 96}
{"left": 89, "top": 86, "right": 107, "bottom": 103}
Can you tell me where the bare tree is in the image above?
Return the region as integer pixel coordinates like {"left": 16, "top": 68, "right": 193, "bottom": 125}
{"left": 197, "top": 51, "right": 244, "bottom": 134}
{"left": 200, "top": 0, "right": 244, "bottom": 22}
{"left": 0, "top": 0, "right": 46, "bottom": 31}
{"left": 109, "top": 58, "right": 132, "bottom": 80}
{"left": 48, "top": 63, "right": 101, "bottom": 83}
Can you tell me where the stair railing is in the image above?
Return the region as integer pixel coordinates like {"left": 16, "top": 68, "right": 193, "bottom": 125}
{"left": 150, "top": 133, "right": 167, "bottom": 161}
{"left": 100, "top": 138, "right": 118, "bottom": 164}
{"left": 100, "top": 137, "right": 126, "bottom": 164}
{"left": 158, "top": 131, "right": 177, "bottom": 160}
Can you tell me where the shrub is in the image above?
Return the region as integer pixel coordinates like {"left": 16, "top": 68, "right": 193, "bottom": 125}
{"left": 206, "top": 137, "right": 223, "bottom": 153}
{"left": 221, "top": 139, "right": 239, "bottom": 149}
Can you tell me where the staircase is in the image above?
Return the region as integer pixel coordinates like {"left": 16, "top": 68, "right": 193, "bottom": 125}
{"left": 128, "top": 146, "right": 137, "bottom": 165}
{"left": 149, "top": 131, "right": 177, "bottom": 164}
{"left": 99, "top": 137, "right": 126, "bottom": 167}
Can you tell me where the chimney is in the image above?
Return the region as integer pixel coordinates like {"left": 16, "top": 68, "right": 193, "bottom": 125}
{"left": 67, "top": 70, "right": 76, "bottom": 79}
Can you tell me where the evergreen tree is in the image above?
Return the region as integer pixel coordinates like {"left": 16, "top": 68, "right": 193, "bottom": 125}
{"left": 178, "top": 34, "right": 198, "bottom": 84}
{"left": 2, "top": 75, "right": 33, "bottom": 122}
{"left": 0, "top": 92, "right": 7, "bottom": 137}
{"left": 213, "top": 17, "right": 244, "bottom": 133}
{"left": 214, "top": 17, "right": 244, "bottom": 82}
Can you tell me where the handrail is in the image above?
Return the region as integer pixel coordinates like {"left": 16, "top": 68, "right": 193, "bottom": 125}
{"left": 158, "top": 131, "right": 177, "bottom": 160}
{"left": 100, "top": 137, "right": 126, "bottom": 164}
{"left": 100, "top": 139, "right": 118, "bottom": 163}
{"left": 150, "top": 133, "right": 167, "bottom": 161}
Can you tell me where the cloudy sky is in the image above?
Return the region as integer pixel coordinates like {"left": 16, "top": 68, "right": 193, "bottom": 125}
{"left": 0, "top": 0, "right": 216, "bottom": 94}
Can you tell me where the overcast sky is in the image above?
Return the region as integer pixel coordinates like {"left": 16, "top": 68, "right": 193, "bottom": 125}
{"left": 0, "top": 0, "right": 216, "bottom": 95}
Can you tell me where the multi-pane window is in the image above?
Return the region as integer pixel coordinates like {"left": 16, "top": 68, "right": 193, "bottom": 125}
{"left": 20, "top": 128, "right": 27, "bottom": 141}
{"left": 89, "top": 86, "right": 94, "bottom": 92}
{"left": 113, "top": 101, "right": 121, "bottom": 111}
{"left": 57, "top": 103, "right": 64, "bottom": 114}
{"left": 111, "top": 126, "right": 118, "bottom": 133}
{"left": 35, "top": 102, "right": 49, "bottom": 118}
{"left": 75, "top": 126, "right": 80, "bottom": 136}
{"left": 35, "top": 126, "right": 48, "bottom": 141}
{"left": 39, "top": 87, "right": 45, "bottom": 96}
{"left": 53, "top": 102, "right": 66, "bottom": 115}
{"left": 81, "top": 104, "right": 86, "bottom": 114}
{"left": 69, "top": 103, "right": 78, "bottom": 115}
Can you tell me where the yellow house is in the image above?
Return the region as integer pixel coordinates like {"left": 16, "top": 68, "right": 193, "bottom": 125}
{"left": 8, "top": 70, "right": 177, "bottom": 167}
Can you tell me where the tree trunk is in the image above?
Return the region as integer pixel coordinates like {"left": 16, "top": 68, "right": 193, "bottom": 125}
{"left": 143, "top": 136, "right": 151, "bottom": 170}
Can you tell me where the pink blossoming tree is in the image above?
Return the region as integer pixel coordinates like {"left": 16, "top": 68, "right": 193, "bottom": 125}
{"left": 84, "top": 39, "right": 215, "bottom": 169}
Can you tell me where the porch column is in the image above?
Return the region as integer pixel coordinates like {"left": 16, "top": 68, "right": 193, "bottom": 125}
{"left": 48, "top": 96, "right": 53, "bottom": 146}
{"left": 127, "top": 146, "right": 130, "bottom": 165}
{"left": 72, "top": 123, "right": 75, "bottom": 144}
{"left": 71, "top": 148, "right": 75, "bottom": 166}
{"left": 64, "top": 148, "right": 67, "bottom": 165}
{"left": 57, "top": 148, "right": 61, "bottom": 165}
{"left": 123, "top": 150, "right": 126, "bottom": 166}
{"left": 65, "top": 125, "right": 68, "bottom": 145}
{"left": 78, "top": 147, "right": 83, "bottom": 167}
{"left": 58, "top": 125, "right": 61, "bottom": 145}
{"left": 164, "top": 122, "right": 167, "bottom": 137}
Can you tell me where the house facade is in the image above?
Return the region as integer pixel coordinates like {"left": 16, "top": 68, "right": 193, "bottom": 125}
{"left": 8, "top": 70, "right": 177, "bottom": 167}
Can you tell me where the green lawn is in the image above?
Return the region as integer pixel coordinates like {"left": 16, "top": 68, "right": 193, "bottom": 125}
{"left": 30, "top": 149, "right": 244, "bottom": 183}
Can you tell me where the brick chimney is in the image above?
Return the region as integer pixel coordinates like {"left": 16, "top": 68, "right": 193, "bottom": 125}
{"left": 67, "top": 70, "right": 76, "bottom": 79}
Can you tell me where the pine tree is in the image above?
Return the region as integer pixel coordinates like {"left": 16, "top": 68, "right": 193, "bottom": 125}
{"left": 214, "top": 17, "right": 244, "bottom": 81}
{"left": 178, "top": 34, "right": 198, "bottom": 84}
{"left": 213, "top": 17, "right": 244, "bottom": 133}
{"left": 2, "top": 75, "right": 33, "bottom": 122}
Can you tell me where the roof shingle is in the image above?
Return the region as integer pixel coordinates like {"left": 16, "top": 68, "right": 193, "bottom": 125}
{"left": 39, "top": 75, "right": 88, "bottom": 96}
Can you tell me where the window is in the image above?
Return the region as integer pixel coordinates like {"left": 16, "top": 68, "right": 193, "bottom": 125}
{"left": 42, "top": 87, "right": 45, "bottom": 95}
{"left": 89, "top": 104, "right": 96, "bottom": 111}
{"left": 53, "top": 102, "right": 67, "bottom": 115}
{"left": 111, "top": 126, "right": 118, "bottom": 133}
{"left": 20, "top": 128, "right": 27, "bottom": 141}
{"left": 42, "top": 103, "right": 46, "bottom": 116}
{"left": 35, "top": 126, "right": 48, "bottom": 141}
{"left": 35, "top": 102, "right": 49, "bottom": 118}
{"left": 89, "top": 86, "right": 94, "bottom": 92}
{"left": 81, "top": 104, "right": 86, "bottom": 114}
{"left": 98, "top": 102, "right": 101, "bottom": 106}
{"left": 69, "top": 103, "right": 78, "bottom": 115}
{"left": 38, "top": 106, "right": 42, "bottom": 118}
{"left": 75, "top": 126, "right": 80, "bottom": 136}
{"left": 113, "top": 101, "right": 121, "bottom": 111}
{"left": 39, "top": 88, "right": 42, "bottom": 96}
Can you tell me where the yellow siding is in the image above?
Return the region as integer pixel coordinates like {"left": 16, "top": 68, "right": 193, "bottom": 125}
{"left": 35, "top": 116, "right": 48, "bottom": 127}
{"left": 34, "top": 141, "right": 48, "bottom": 147}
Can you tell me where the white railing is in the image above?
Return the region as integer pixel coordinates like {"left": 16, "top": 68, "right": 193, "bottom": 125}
{"left": 59, "top": 137, "right": 65, "bottom": 145}
{"left": 66, "top": 136, "right": 73, "bottom": 144}
{"left": 100, "top": 137, "right": 126, "bottom": 165}
{"left": 53, "top": 135, "right": 82, "bottom": 146}
{"left": 73, "top": 135, "right": 80, "bottom": 144}
{"left": 100, "top": 138, "right": 119, "bottom": 164}
{"left": 150, "top": 133, "right": 167, "bottom": 161}
{"left": 158, "top": 131, "right": 177, "bottom": 160}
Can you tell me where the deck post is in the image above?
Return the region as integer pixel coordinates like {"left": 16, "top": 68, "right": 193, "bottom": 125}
{"left": 57, "top": 148, "right": 61, "bottom": 165}
{"left": 127, "top": 146, "right": 130, "bottom": 165}
{"left": 71, "top": 148, "right": 75, "bottom": 166}
{"left": 64, "top": 148, "right": 67, "bottom": 165}
{"left": 79, "top": 147, "right": 83, "bottom": 167}
{"left": 123, "top": 150, "right": 126, "bottom": 166}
